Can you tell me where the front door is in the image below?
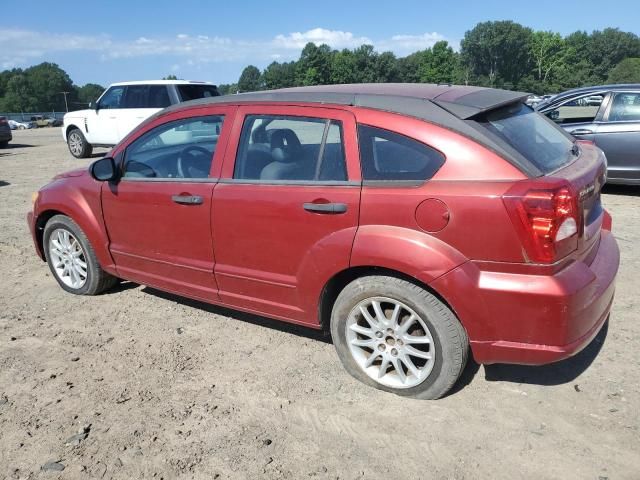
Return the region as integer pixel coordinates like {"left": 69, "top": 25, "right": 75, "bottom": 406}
{"left": 101, "top": 108, "right": 234, "bottom": 301}
{"left": 212, "top": 105, "right": 361, "bottom": 325}
{"left": 87, "top": 85, "right": 124, "bottom": 145}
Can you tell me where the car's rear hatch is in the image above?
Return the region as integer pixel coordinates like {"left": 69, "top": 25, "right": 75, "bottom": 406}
{"left": 474, "top": 102, "right": 606, "bottom": 265}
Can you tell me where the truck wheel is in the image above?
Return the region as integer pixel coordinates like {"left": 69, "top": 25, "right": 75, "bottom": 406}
{"left": 43, "top": 215, "right": 117, "bottom": 295}
{"left": 330, "top": 275, "right": 468, "bottom": 399}
{"left": 67, "top": 128, "right": 93, "bottom": 158}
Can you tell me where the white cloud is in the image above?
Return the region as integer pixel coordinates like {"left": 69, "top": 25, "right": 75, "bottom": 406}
{"left": 273, "top": 28, "right": 372, "bottom": 50}
{"left": 0, "top": 27, "right": 455, "bottom": 71}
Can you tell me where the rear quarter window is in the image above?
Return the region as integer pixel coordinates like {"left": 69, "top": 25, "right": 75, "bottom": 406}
{"left": 177, "top": 85, "right": 220, "bottom": 101}
{"left": 357, "top": 125, "right": 445, "bottom": 182}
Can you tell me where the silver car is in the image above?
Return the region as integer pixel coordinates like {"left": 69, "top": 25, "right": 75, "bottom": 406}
{"left": 536, "top": 84, "right": 640, "bottom": 185}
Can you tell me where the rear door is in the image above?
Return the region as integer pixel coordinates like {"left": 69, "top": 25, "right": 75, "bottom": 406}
{"left": 592, "top": 91, "right": 640, "bottom": 183}
{"left": 211, "top": 105, "right": 361, "bottom": 324}
{"left": 543, "top": 92, "right": 610, "bottom": 142}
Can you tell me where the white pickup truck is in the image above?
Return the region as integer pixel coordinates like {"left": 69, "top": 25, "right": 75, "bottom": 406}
{"left": 62, "top": 80, "right": 220, "bottom": 158}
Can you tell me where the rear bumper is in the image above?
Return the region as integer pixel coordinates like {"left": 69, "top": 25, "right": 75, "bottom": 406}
{"left": 431, "top": 230, "right": 619, "bottom": 365}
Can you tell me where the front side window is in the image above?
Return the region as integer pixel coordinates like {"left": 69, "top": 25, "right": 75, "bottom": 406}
{"left": 98, "top": 86, "right": 125, "bottom": 109}
{"left": 233, "top": 115, "right": 347, "bottom": 182}
{"left": 357, "top": 125, "right": 445, "bottom": 181}
{"left": 545, "top": 93, "right": 605, "bottom": 124}
{"left": 123, "top": 115, "right": 224, "bottom": 179}
{"left": 608, "top": 92, "right": 640, "bottom": 122}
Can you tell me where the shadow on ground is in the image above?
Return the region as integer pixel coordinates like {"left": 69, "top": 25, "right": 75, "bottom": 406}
{"left": 2, "top": 143, "right": 34, "bottom": 149}
{"left": 603, "top": 184, "right": 639, "bottom": 196}
{"left": 483, "top": 319, "right": 609, "bottom": 386}
{"left": 0, "top": 180, "right": 9, "bottom": 187}
{"left": 139, "top": 285, "right": 332, "bottom": 344}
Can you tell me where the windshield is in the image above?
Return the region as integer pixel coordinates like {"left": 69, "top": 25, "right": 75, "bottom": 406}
{"left": 177, "top": 84, "right": 220, "bottom": 101}
{"left": 480, "top": 103, "right": 575, "bottom": 174}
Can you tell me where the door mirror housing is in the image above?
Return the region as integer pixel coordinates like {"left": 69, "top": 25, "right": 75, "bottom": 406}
{"left": 90, "top": 101, "right": 99, "bottom": 111}
{"left": 90, "top": 157, "right": 118, "bottom": 182}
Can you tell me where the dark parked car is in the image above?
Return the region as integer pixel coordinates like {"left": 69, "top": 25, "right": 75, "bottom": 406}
{"left": 28, "top": 84, "right": 619, "bottom": 399}
{"left": 536, "top": 84, "right": 640, "bottom": 185}
{"left": 0, "top": 116, "right": 12, "bottom": 147}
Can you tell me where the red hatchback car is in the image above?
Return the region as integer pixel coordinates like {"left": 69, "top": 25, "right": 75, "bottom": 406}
{"left": 28, "top": 84, "right": 619, "bottom": 399}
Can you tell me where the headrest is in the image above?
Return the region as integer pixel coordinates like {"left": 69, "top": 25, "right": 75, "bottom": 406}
{"left": 270, "top": 129, "right": 302, "bottom": 163}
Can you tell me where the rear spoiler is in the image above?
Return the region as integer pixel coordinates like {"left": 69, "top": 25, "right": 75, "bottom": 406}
{"left": 433, "top": 89, "right": 530, "bottom": 120}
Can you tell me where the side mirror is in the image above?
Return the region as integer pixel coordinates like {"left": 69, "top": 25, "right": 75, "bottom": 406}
{"left": 90, "top": 101, "right": 99, "bottom": 111}
{"left": 90, "top": 157, "right": 118, "bottom": 182}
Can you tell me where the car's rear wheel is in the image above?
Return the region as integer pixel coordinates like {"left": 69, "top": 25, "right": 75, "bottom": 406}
{"left": 330, "top": 275, "right": 468, "bottom": 399}
{"left": 67, "top": 128, "right": 93, "bottom": 158}
{"left": 43, "top": 215, "right": 117, "bottom": 295}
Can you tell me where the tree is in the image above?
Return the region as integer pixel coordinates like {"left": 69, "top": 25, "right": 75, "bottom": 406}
{"left": 162, "top": 74, "right": 178, "bottom": 80}
{"left": 419, "top": 41, "right": 458, "bottom": 84}
{"left": 77, "top": 83, "right": 105, "bottom": 106}
{"left": 238, "top": 65, "right": 263, "bottom": 92}
{"left": 296, "top": 43, "right": 333, "bottom": 85}
{"left": 217, "top": 83, "right": 239, "bottom": 95}
{"left": 460, "top": 21, "right": 533, "bottom": 87}
{"left": 263, "top": 61, "right": 296, "bottom": 89}
{"left": 588, "top": 28, "right": 640, "bottom": 81}
{"left": 24, "top": 62, "right": 75, "bottom": 111}
{"left": 530, "top": 31, "right": 566, "bottom": 83}
{"left": 608, "top": 58, "right": 640, "bottom": 83}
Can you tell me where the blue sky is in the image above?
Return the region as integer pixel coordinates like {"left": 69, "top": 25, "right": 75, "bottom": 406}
{"left": 2, "top": 0, "right": 638, "bottom": 87}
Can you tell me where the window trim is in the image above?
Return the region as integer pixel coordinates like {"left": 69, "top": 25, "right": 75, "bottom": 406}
{"left": 120, "top": 114, "right": 225, "bottom": 182}
{"left": 232, "top": 113, "right": 349, "bottom": 185}
{"left": 356, "top": 123, "right": 446, "bottom": 187}
{"left": 544, "top": 91, "right": 611, "bottom": 124}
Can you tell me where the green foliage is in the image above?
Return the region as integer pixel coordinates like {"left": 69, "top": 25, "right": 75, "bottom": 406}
{"left": 2, "top": 22, "right": 640, "bottom": 111}
{"left": 77, "top": 83, "right": 104, "bottom": 106}
{"left": 608, "top": 58, "right": 640, "bottom": 83}
{"left": 163, "top": 74, "right": 178, "bottom": 80}
{"left": 238, "top": 65, "right": 263, "bottom": 92}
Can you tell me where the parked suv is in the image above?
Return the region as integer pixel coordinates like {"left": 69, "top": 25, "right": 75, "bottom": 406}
{"left": 29, "top": 84, "right": 619, "bottom": 399}
{"left": 536, "top": 84, "right": 640, "bottom": 185}
{"left": 0, "top": 116, "right": 12, "bottom": 147}
{"left": 62, "top": 80, "right": 220, "bottom": 158}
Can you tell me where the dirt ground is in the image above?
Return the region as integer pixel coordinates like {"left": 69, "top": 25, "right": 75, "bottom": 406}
{"left": 1, "top": 128, "right": 639, "bottom": 480}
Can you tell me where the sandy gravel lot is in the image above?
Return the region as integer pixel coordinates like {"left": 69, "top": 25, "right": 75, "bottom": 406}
{"left": 1, "top": 128, "right": 639, "bottom": 479}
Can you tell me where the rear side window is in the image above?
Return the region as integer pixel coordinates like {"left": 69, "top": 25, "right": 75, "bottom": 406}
{"left": 357, "top": 125, "right": 445, "bottom": 181}
{"left": 480, "top": 103, "right": 574, "bottom": 174}
{"left": 608, "top": 92, "right": 640, "bottom": 122}
{"left": 234, "top": 115, "right": 347, "bottom": 182}
{"left": 177, "top": 85, "right": 220, "bottom": 101}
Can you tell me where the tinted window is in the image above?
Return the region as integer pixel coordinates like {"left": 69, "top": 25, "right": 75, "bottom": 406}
{"left": 357, "top": 125, "right": 445, "bottom": 181}
{"left": 545, "top": 93, "right": 605, "bottom": 124}
{"left": 233, "top": 115, "right": 347, "bottom": 182}
{"left": 608, "top": 92, "right": 640, "bottom": 122}
{"left": 123, "top": 116, "right": 223, "bottom": 179}
{"left": 122, "top": 85, "right": 148, "bottom": 108}
{"left": 481, "top": 103, "right": 574, "bottom": 174}
{"left": 177, "top": 85, "right": 220, "bottom": 101}
{"left": 98, "top": 86, "right": 125, "bottom": 109}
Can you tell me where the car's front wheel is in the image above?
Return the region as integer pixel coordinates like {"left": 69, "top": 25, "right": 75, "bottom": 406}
{"left": 43, "top": 215, "right": 117, "bottom": 295}
{"left": 67, "top": 128, "right": 93, "bottom": 158}
{"left": 330, "top": 276, "right": 468, "bottom": 399}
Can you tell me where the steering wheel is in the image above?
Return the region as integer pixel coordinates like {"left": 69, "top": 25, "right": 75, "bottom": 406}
{"left": 177, "top": 145, "right": 212, "bottom": 178}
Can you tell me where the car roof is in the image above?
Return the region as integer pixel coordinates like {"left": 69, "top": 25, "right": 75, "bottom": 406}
{"left": 157, "top": 82, "right": 541, "bottom": 177}
{"left": 536, "top": 83, "right": 640, "bottom": 110}
{"left": 170, "top": 83, "right": 529, "bottom": 121}
{"left": 110, "top": 80, "right": 216, "bottom": 87}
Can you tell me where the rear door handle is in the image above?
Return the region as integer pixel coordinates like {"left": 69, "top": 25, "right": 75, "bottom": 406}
{"left": 172, "top": 194, "right": 203, "bottom": 205}
{"left": 571, "top": 128, "right": 593, "bottom": 135}
{"left": 303, "top": 202, "right": 348, "bottom": 214}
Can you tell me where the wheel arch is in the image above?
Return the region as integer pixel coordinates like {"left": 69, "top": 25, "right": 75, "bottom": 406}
{"left": 65, "top": 123, "right": 83, "bottom": 139}
{"left": 318, "top": 265, "right": 464, "bottom": 337}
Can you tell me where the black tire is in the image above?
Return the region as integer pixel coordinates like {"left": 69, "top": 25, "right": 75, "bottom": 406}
{"left": 67, "top": 128, "right": 93, "bottom": 158}
{"left": 43, "top": 215, "right": 117, "bottom": 295}
{"left": 0, "top": 141, "right": 8, "bottom": 148}
{"left": 330, "top": 275, "right": 468, "bottom": 399}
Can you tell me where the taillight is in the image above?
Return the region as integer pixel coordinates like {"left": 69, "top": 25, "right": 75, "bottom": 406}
{"left": 0, "top": 118, "right": 7, "bottom": 125}
{"left": 503, "top": 179, "right": 580, "bottom": 263}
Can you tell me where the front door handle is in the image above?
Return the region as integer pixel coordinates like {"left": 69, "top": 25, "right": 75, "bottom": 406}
{"left": 172, "top": 194, "right": 203, "bottom": 205}
{"left": 303, "top": 202, "right": 348, "bottom": 214}
{"left": 571, "top": 128, "right": 593, "bottom": 135}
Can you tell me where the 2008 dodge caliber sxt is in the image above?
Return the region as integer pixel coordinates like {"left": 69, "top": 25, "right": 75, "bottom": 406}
{"left": 28, "top": 84, "right": 619, "bottom": 399}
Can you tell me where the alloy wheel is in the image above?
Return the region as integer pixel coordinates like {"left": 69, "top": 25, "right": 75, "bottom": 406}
{"left": 345, "top": 296, "right": 436, "bottom": 389}
{"left": 48, "top": 228, "right": 88, "bottom": 289}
